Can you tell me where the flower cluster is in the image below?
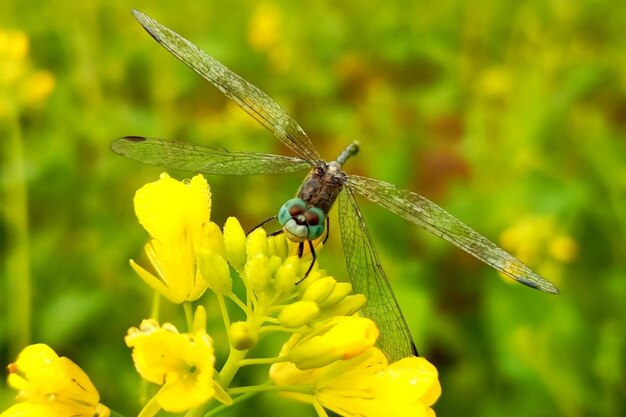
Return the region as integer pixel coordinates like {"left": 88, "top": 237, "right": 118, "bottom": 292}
{"left": 2, "top": 173, "right": 440, "bottom": 417}
{"left": 122, "top": 173, "right": 440, "bottom": 416}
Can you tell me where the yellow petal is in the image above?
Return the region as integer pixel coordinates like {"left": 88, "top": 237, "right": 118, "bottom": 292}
{"left": 134, "top": 173, "right": 210, "bottom": 244}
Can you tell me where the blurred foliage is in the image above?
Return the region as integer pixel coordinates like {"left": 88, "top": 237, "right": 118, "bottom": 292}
{"left": 1, "top": 0, "right": 625, "bottom": 416}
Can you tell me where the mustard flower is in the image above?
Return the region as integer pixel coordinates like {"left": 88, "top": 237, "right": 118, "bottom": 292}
{"left": 271, "top": 347, "right": 441, "bottom": 417}
{"left": 2, "top": 344, "right": 109, "bottom": 417}
{"left": 125, "top": 319, "right": 220, "bottom": 413}
{"left": 130, "top": 173, "right": 231, "bottom": 303}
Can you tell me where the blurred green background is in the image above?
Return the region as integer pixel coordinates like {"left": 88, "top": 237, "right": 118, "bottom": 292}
{"left": 1, "top": 0, "right": 625, "bottom": 416}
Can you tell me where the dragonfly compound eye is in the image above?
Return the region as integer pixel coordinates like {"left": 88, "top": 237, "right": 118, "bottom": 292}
{"left": 305, "top": 207, "right": 325, "bottom": 240}
{"left": 278, "top": 198, "right": 307, "bottom": 226}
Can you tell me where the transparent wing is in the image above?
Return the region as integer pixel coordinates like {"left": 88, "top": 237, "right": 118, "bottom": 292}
{"left": 131, "top": 10, "right": 322, "bottom": 165}
{"left": 112, "top": 136, "right": 311, "bottom": 176}
{"left": 338, "top": 187, "right": 417, "bottom": 362}
{"left": 346, "top": 175, "right": 560, "bottom": 294}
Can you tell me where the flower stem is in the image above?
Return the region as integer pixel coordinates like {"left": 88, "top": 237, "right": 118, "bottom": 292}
{"left": 228, "top": 383, "right": 314, "bottom": 396}
{"left": 217, "top": 294, "right": 231, "bottom": 331}
{"left": 1, "top": 106, "right": 31, "bottom": 358}
{"left": 218, "top": 347, "right": 248, "bottom": 387}
{"left": 183, "top": 301, "right": 194, "bottom": 330}
{"left": 202, "top": 391, "right": 256, "bottom": 417}
{"left": 150, "top": 290, "right": 160, "bottom": 320}
{"left": 238, "top": 356, "right": 288, "bottom": 367}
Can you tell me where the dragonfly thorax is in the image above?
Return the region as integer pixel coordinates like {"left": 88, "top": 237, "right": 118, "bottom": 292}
{"left": 278, "top": 198, "right": 325, "bottom": 242}
{"left": 296, "top": 161, "right": 347, "bottom": 215}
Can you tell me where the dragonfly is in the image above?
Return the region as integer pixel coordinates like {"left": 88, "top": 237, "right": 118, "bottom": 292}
{"left": 113, "top": 9, "right": 559, "bottom": 362}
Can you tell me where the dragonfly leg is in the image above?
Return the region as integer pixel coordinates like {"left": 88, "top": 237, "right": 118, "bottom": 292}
{"left": 297, "top": 241, "right": 304, "bottom": 257}
{"left": 322, "top": 216, "right": 330, "bottom": 245}
{"left": 296, "top": 240, "right": 316, "bottom": 284}
{"left": 267, "top": 229, "right": 284, "bottom": 237}
{"left": 247, "top": 215, "right": 278, "bottom": 235}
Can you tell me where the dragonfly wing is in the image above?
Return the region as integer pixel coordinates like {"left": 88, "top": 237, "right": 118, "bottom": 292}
{"left": 346, "top": 175, "right": 560, "bottom": 294}
{"left": 131, "top": 10, "right": 322, "bottom": 165}
{"left": 112, "top": 136, "right": 311, "bottom": 175}
{"left": 338, "top": 187, "right": 417, "bottom": 362}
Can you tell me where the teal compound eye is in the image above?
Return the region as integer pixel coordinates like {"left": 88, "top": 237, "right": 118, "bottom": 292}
{"left": 278, "top": 198, "right": 307, "bottom": 226}
{"left": 304, "top": 207, "right": 325, "bottom": 240}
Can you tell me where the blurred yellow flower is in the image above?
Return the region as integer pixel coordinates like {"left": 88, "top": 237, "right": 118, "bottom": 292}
{"left": 500, "top": 215, "right": 578, "bottom": 286}
{"left": 271, "top": 347, "right": 440, "bottom": 417}
{"left": 125, "top": 319, "right": 217, "bottom": 412}
{"left": 0, "top": 28, "right": 54, "bottom": 116}
{"left": 248, "top": 1, "right": 282, "bottom": 52}
{"left": 131, "top": 173, "right": 229, "bottom": 302}
{"left": 477, "top": 66, "right": 511, "bottom": 100}
{"left": 2, "top": 344, "right": 109, "bottom": 417}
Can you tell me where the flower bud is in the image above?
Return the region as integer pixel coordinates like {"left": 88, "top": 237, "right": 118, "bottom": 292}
{"left": 287, "top": 317, "right": 379, "bottom": 369}
{"left": 247, "top": 228, "right": 268, "bottom": 257}
{"left": 229, "top": 321, "right": 258, "bottom": 350}
{"left": 301, "top": 276, "right": 336, "bottom": 303}
{"left": 201, "top": 221, "right": 226, "bottom": 258}
{"left": 278, "top": 301, "right": 319, "bottom": 328}
{"left": 274, "top": 256, "right": 299, "bottom": 293}
{"left": 193, "top": 305, "right": 207, "bottom": 332}
{"left": 319, "top": 282, "right": 353, "bottom": 307}
{"left": 197, "top": 252, "right": 232, "bottom": 294}
{"left": 317, "top": 294, "right": 367, "bottom": 319}
{"left": 245, "top": 254, "right": 270, "bottom": 293}
{"left": 224, "top": 217, "right": 247, "bottom": 271}
{"left": 270, "top": 233, "right": 289, "bottom": 260}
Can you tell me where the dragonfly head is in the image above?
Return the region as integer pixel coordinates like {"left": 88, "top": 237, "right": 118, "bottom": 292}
{"left": 278, "top": 198, "right": 325, "bottom": 242}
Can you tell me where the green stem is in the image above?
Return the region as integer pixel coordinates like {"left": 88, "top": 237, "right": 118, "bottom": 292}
{"left": 217, "top": 294, "right": 231, "bottom": 331}
{"left": 228, "top": 383, "right": 314, "bottom": 396}
{"left": 218, "top": 348, "right": 248, "bottom": 387}
{"left": 109, "top": 410, "right": 128, "bottom": 417}
{"left": 150, "top": 290, "right": 160, "bottom": 320}
{"left": 2, "top": 105, "right": 31, "bottom": 357}
{"left": 183, "top": 301, "right": 194, "bottom": 330}
{"left": 202, "top": 391, "right": 256, "bottom": 417}
{"left": 227, "top": 292, "right": 247, "bottom": 312}
{"left": 259, "top": 325, "right": 299, "bottom": 335}
{"left": 238, "top": 356, "right": 288, "bottom": 367}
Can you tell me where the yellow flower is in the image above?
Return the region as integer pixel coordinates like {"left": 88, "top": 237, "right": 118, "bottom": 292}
{"left": 131, "top": 173, "right": 231, "bottom": 302}
{"left": 287, "top": 317, "right": 380, "bottom": 370}
{"left": 125, "top": 319, "right": 217, "bottom": 412}
{"left": 2, "top": 344, "right": 109, "bottom": 417}
{"left": 271, "top": 347, "right": 441, "bottom": 417}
